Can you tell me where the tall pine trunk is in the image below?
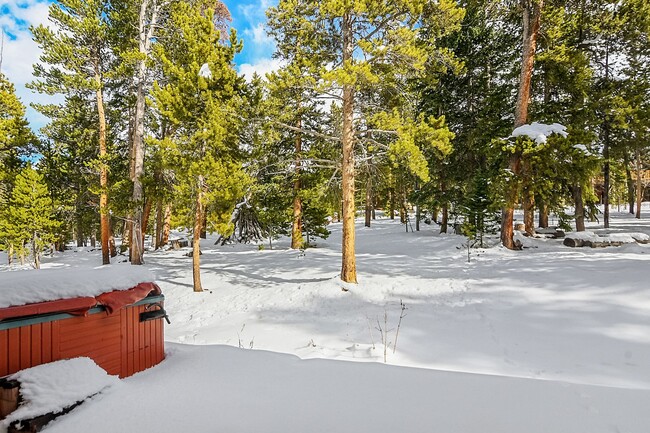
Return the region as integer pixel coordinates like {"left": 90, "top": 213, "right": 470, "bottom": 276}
{"left": 193, "top": 176, "right": 204, "bottom": 292}
{"left": 340, "top": 12, "right": 357, "bottom": 284}
{"left": 574, "top": 184, "right": 585, "bottom": 231}
{"left": 602, "top": 41, "right": 612, "bottom": 228}
{"left": 538, "top": 202, "right": 549, "bottom": 228}
{"left": 365, "top": 176, "right": 372, "bottom": 228}
{"left": 96, "top": 70, "right": 110, "bottom": 265}
{"left": 154, "top": 197, "right": 163, "bottom": 249}
{"left": 501, "top": 0, "right": 543, "bottom": 249}
{"left": 142, "top": 195, "right": 153, "bottom": 247}
{"left": 624, "top": 151, "right": 635, "bottom": 214}
{"left": 636, "top": 149, "right": 643, "bottom": 219}
{"left": 162, "top": 203, "right": 172, "bottom": 246}
{"left": 291, "top": 116, "right": 303, "bottom": 249}
{"left": 32, "top": 232, "right": 40, "bottom": 270}
{"left": 523, "top": 186, "right": 535, "bottom": 235}
{"left": 130, "top": 0, "right": 159, "bottom": 266}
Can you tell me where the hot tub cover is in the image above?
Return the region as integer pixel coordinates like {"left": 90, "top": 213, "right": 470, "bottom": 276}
{"left": 0, "top": 282, "right": 161, "bottom": 321}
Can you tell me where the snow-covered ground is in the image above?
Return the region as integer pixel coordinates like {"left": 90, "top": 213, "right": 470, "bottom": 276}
{"left": 2, "top": 207, "right": 650, "bottom": 432}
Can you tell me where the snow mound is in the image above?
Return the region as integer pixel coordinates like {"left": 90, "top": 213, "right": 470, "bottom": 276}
{"left": 2, "top": 358, "right": 120, "bottom": 428}
{"left": 0, "top": 266, "right": 154, "bottom": 309}
{"left": 511, "top": 122, "right": 567, "bottom": 144}
{"left": 565, "top": 231, "right": 648, "bottom": 244}
{"left": 566, "top": 231, "right": 600, "bottom": 241}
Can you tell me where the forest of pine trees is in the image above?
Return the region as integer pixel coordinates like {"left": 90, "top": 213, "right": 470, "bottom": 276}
{"left": 0, "top": 0, "right": 648, "bottom": 286}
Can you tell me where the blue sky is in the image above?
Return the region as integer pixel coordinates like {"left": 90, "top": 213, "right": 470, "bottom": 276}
{"left": 0, "top": 0, "right": 278, "bottom": 132}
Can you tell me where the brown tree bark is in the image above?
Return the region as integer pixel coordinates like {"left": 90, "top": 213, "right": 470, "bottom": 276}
{"left": 161, "top": 203, "right": 172, "bottom": 246}
{"left": 291, "top": 117, "right": 303, "bottom": 249}
{"left": 32, "top": 233, "right": 40, "bottom": 269}
{"left": 365, "top": 176, "right": 372, "bottom": 228}
{"left": 141, "top": 195, "right": 153, "bottom": 249}
{"left": 193, "top": 176, "right": 204, "bottom": 292}
{"left": 96, "top": 71, "right": 110, "bottom": 265}
{"left": 574, "top": 184, "right": 585, "bottom": 231}
{"left": 440, "top": 181, "right": 448, "bottom": 233}
{"left": 441, "top": 204, "right": 448, "bottom": 234}
{"left": 154, "top": 198, "right": 163, "bottom": 249}
{"left": 501, "top": 0, "right": 543, "bottom": 249}
{"left": 340, "top": 12, "right": 357, "bottom": 284}
{"left": 523, "top": 186, "right": 535, "bottom": 236}
{"left": 623, "top": 151, "right": 635, "bottom": 214}
{"left": 538, "top": 202, "right": 549, "bottom": 228}
{"left": 636, "top": 149, "right": 643, "bottom": 219}
{"left": 109, "top": 220, "right": 117, "bottom": 257}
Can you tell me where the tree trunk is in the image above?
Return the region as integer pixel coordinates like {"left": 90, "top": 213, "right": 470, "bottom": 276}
{"left": 142, "top": 195, "right": 153, "bottom": 249}
{"left": 340, "top": 12, "right": 357, "bottom": 284}
{"left": 200, "top": 209, "right": 207, "bottom": 239}
{"left": 109, "top": 220, "right": 117, "bottom": 257}
{"left": 602, "top": 42, "right": 611, "bottom": 229}
{"left": 415, "top": 204, "right": 420, "bottom": 231}
{"left": 636, "top": 149, "right": 643, "bottom": 219}
{"left": 523, "top": 186, "right": 535, "bottom": 236}
{"left": 365, "top": 176, "right": 371, "bottom": 228}
{"left": 623, "top": 151, "right": 635, "bottom": 214}
{"left": 130, "top": 0, "right": 159, "bottom": 266}
{"left": 154, "top": 198, "right": 163, "bottom": 249}
{"left": 574, "top": 184, "right": 585, "bottom": 231}
{"left": 538, "top": 202, "right": 548, "bottom": 228}
{"left": 96, "top": 71, "right": 110, "bottom": 265}
{"left": 123, "top": 219, "right": 131, "bottom": 255}
{"left": 193, "top": 176, "right": 204, "bottom": 292}
{"left": 501, "top": 0, "right": 542, "bottom": 249}
{"left": 162, "top": 203, "right": 172, "bottom": 246}
{"left": 441, "top": 204, "right": 448, "bottom": 234}
{"left": 76, "top": 215, "right": 84, "bottom": 247}
{"left": 291, "top": 116, "right": 303, "bottom": 249}
{"left": 8, "top": 244, "right": 13, "bottom": 266}
{"left": 32, "top": 233, "right": 39, "bottom": 269}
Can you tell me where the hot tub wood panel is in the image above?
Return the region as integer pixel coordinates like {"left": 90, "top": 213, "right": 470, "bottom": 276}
{"left": 0, "top": 297, "right": 165, "bottom": 378}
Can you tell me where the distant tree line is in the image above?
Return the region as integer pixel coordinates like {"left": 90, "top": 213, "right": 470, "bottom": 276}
{"left": 0, "top": 0, "right": 648, "bottom": 286}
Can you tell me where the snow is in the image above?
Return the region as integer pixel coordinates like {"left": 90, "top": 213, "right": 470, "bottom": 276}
{"left": 198, "top": 63, "right": 212, "bottom": 79}
{"left": 2, "top": 207, "right": 650, "bottom": 432}
{"left": 0, "top": 266, "right": 154, "bottom": 308}
{"left": 511, "top": 122, "right": 568, "bottom": 144}
{"left": 565, "top": 230, "right": 649, "bottom": 243}
{"left": 1, "top": 358, "right": 120, "bottom": 430}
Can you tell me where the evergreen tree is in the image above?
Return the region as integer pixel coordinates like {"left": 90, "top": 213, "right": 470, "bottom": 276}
{"left": 1, "top": 166, "right": 60, "bottom": 269}
{"left": 30, "top": 0, "right": 113, "bottom": 264}
{"left": 151, "top": 1, "right": 248, "bottom": 292}
{"left": 268, "top": 0, "right": 462, "bottom": 283}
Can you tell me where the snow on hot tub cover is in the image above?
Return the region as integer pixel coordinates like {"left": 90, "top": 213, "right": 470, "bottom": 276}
{"left": 0, "top": 266, "right": 160, "bottom": 321}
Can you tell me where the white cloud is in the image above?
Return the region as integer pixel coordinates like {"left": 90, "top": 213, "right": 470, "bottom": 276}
{"left": 238, "top": 57, "right": 283, "bottom": 81}
{"left": 1, "top": 0, "right": 54, "bottom": 131}
{"left": 244, "top": 22, "right": 272, "bottom": 45}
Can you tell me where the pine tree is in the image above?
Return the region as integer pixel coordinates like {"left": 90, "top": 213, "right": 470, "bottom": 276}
{"left": 0, "top": 73, "right": 36, "bottom": 198}
{"left": 268, "top": 0, "right": 463, "bottom": 283}
{"left": 2, "top": 166, "right": 60, "bottom": 269}
{"left": 30, "top": 0, "right": 113, "bottom": 264}
{"left": 151, "top": 1, "right": 248, "bottom": 292}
